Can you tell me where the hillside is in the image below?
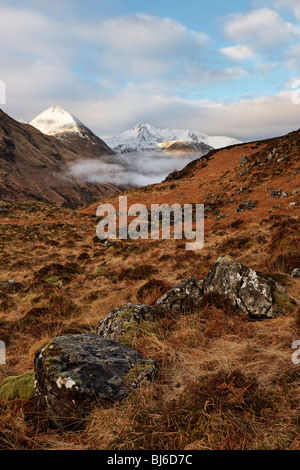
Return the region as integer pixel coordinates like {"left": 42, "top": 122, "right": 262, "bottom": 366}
{"left": 0, "top": 109, "right": 124, "bottom": 208}
{"left": 0, "top": 127, "right": 299, "bottom": 450}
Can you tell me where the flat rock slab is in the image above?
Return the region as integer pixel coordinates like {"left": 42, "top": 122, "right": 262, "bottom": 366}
{"left": 34, "top": 333, "right": 157, "bottom": 427}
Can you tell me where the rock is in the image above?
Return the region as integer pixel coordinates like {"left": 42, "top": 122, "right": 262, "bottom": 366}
{"left": 34, "top": 333, "right": 157, "bottom": 427}
{"left": 203, "top": 256, "right": 295, "bottom": 319}
{"left": 277, "top": 155, "right": 290, "bottom": 163}
{"left": 270, "top": 189, "right": 288, "bottom": 198}
{"left": 239, "top": 168, "right": 249, "bottom": 176}
{"left": 240, "top": 154, "right": 248, "bottom": 166}
{"left": 291, "top": 268, "right": 300, "bottom": 278}
{"left": 236, "top": 200, "right": 257, "bottom": 212}
{"left": 267, "top": 148, "right": 278, "bottom": 160}
{"left": 97, "top": 303, "right": 155, "bottom": 340}
{"left": 155, "top": 275, "right": 202, "bottom": 312}
{"left": 0, "top": 372, "right": 35, "bottom": 401}
{"left": 104, "top": 240, "right": 117, "bottom": 248}
{"left": 0, "top": 280, "right": 23, "bottom": 291}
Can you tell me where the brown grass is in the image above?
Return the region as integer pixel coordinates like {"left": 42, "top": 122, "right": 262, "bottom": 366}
{"left": 0, "top": 134, "right": 299, "bottom": 449}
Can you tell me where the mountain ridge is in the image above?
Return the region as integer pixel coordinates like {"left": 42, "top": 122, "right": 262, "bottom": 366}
{"left": 104, "top": 122, "right": 242, "bottom": 153}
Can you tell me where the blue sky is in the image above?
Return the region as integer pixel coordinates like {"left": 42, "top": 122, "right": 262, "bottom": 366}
{"left": 1, "top": 0, "right": 300, "bottom": 140}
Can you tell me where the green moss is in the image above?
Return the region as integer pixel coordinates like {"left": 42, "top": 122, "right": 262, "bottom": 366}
{"left": 121, "top": 320, "right": 154, "bottom": 347}
{"left": 273, "top": 289, "right": 295, "bottom": 314}
{"left": 93, "top": 266, "right": 108, "bottom": 277}
{"left": 124, "top": 361, "right": 154, "bottom": 384}
{"left": 0, "top": 372, "right": 35, "bottom": 401}
{"left": 119, "top": 307, "right": 136, "bottom": 321}
{"left": 44, "top": 275, "right": 60, "bottom": 285}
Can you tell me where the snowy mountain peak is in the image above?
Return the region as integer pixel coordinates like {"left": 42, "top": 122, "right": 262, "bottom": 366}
{"left": 30, "top": 106, "right": 85, "bottom": 136}
{"left": 104, "top": 123, "right": 242, "bottom": 153}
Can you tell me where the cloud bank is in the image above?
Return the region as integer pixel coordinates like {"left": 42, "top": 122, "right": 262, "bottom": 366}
{"left": 0, "top": 2, "right": 300, "bottom": 142}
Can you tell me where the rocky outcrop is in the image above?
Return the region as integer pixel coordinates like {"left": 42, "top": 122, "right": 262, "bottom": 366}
{"left": 34, "top": 333, "right": 157, "bottom": 427}
{"left": 97, "top": 303, "right": 155, "bottom": 340}
{"left": 155, "top": 275, "right": 202, "bottom": 312}
{"left": 203, "top": 256, "right": 295, "bottom": 319}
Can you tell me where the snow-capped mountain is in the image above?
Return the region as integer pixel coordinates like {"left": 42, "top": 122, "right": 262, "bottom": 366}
{"left": 103, "top": 123, "right": 242, "bottom": 153}
{"left": 30, "top": 106, "right": 114, "bottom": 158}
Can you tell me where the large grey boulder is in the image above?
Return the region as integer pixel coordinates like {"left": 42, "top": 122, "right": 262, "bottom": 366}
{"left": 155, "top": 275, "right": 202, "bottom": 312}
{"left": 97, "top": 303, "right": 155, "bottom": 340}
{"left": 203, "top": 256, "right": 295, "bottom": 319}
{"left": 34, "top": 333, "right": 157, "bottom": 427}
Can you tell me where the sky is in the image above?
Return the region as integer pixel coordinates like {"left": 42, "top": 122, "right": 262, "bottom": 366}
{"left": 0, "top": 0, "right": 300, "bottom": 141}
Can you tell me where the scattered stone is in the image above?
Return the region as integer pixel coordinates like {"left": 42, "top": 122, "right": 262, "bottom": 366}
{"left": 104, "top": 240, "right": 117, "bottom": 248}
{"left": 240, "top": 154, "right": 248, "bottom": 166}
{"left": 267, "top": 148, "right": 278, "bottom": 160}
{"left": 291, "top": 268, "right": 300, "bottom": 278}
{"left": 239, "top": 167, "right": 250, "bottom": 176}
{"left": 270, "top": 189, "right": 288, "bottom": 198}
{"left": 0, "top": 280, "right": 23, "bottom": 291}
{"left": 0, "top": 372, "right": 35, "bottom": 401}
{"left": 237, "top": 187, "right": 244, "bottom": 194}
{"left": 155, "top": 275, "right": 202, "bottom": 312}
{"left": 236, "top": 200, "right": 257, "bottom": 213}
{"left": 34, "top": 333, "right": 157, "bottom": 427}
{"left": 203, "top": 256, "right": 295, "bottom": 319}
{"left": 277, "top": 155, "right": 290, "bottom": 163}
{"left": 97, "top": 303, "right": 155, "bottom": 340}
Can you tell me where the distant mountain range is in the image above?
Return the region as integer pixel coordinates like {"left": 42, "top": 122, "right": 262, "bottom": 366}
{"left": 103, "top": 122, "right": 242, "bottom": 153}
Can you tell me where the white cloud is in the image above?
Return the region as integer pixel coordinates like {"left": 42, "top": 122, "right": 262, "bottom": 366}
{"left": 64, "top": 89, "right": 300, "bottom": 142}
{"left": 220, "top": 45, "right": 257, "bottom": 61}
{"left": 285, "top": 43, "right": 300, "bottom": 68}
{"left": 223, "top": 8, "right": 300, "bottom": 50}
{"left": 77, "top": 14, "right": 209, "bottom": 79}
{"left": 272, "top": 0, "right": 300, "bottom": 20}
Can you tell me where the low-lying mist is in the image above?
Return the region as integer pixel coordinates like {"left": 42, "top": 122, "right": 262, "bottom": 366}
{"left": 70, "top": 150, "right": 202, "bottom": 187}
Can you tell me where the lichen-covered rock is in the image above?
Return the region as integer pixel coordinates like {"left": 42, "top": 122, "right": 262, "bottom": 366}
{"left": 291, "top": 268, "right": 300, "bottom": 278}
{"left": 34, "top": 333, "right": 157, "bottom": 427}
{"left": 0, "top": 372, "right": 35, "bottom": 401}
{"left": 97, "top": 303, "right": 155, "bottom": 340}
{"left": 155, "top": 275, "right": 202, "bottom": 312}
{"left": 203, "top": 256, "right": 295, "bottom": 319}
